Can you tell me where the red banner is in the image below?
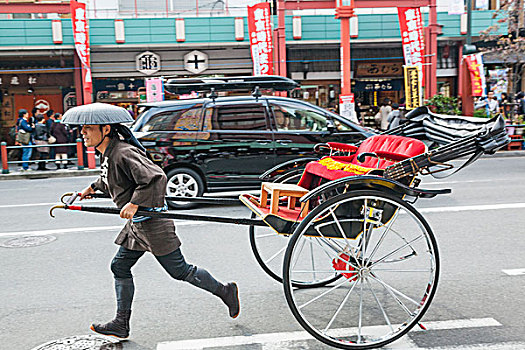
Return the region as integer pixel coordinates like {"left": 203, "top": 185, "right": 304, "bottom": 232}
{"left": 464, "top": 54, "right": 485, "bottom": 97}
{"left": 247, "top": 3, "right": 274, "bottom": 76}
{"left": 70, "top": 0, "right": 92, "bottom": 93}
{"left": 398, "top": 7, "right": 425, "bottom": 67}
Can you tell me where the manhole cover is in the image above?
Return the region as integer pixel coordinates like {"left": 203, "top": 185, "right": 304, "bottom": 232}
{"left": 0, "top": 235, "right": 56, "bottom": 248}
{"left": 32, "top": 334, "right": 123, "bottom": 350}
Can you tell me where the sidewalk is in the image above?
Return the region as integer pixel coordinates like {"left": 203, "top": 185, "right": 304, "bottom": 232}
{"left": 1, "top": 150, "right": 523, "bottom": 181}
{"left": 0, "top": 165, "right": 100, "bottom": 180}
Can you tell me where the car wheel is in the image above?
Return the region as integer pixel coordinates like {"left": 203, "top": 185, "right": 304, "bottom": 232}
{"left": 165, "top": 168, "right": 205, "bottom": 209}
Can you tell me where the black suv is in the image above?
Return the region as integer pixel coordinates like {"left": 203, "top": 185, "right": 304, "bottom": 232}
{"left": 132, "top": 95, "right": 374, "bottom": 208}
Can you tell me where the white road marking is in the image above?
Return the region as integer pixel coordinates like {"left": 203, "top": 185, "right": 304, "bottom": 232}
{"left": 156, "top": 318, "right": 501, "bottom": 350}
{"left": 502, "top": 268, "right": 525, "bottom": 276}
{"left": 418, "top": 202, "right": 525, "bottom": 213}
{"left": 0, "top": 221, "right": 204, "bottom": 238}
{"left": 420, "top": 342, "right": 525, "bottom": 350}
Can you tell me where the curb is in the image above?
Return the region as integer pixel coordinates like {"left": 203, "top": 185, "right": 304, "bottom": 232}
{"left": 0, "top": 168, "right": 101, "bottom": 180}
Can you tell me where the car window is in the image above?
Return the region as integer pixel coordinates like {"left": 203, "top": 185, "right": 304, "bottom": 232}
{"left": 210, "top": 103, "right": 268, "bottom": 131}
{"left": 270, "top": 102, "right": 328, "bottom": 132}
{"left": 141, "top": 105, "right": 203, "bottom": 132}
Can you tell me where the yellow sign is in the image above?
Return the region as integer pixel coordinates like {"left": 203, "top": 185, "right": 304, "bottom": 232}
{"left": 404, "top": 65, "right": 422, "bottom": 110}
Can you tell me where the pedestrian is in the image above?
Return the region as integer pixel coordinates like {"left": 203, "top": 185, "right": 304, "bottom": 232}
{"left": 64, "top": 107, "right": 239, "bottom": 339}
{"left": 379, "top": 99, "right": 392, "bottom": 131}
{"left": 50, "top": 113, "right": 71, "bottom": 169}
{"left": 516, "top": 92, "right": 525, "bottom": 118}
{"left": 386, "top": 103, "right": 402, "bottom": 129}
{"left": 475, "top": 91, "right": 499, "bottom": 116}
{"left": 46, "top": 111, "right": 57, "bottom": 160}
{"left": 34, "top": 115, "right": 50, "bottom": 171}
{"left": 16, "top": 109, "right": 34, "bottom": 171}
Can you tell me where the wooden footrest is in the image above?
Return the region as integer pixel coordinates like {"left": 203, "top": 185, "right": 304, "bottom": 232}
{"left": 260, "top": 182, "right": 310, "bottom": 218}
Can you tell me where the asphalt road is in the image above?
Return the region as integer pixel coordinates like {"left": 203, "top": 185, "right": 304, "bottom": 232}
{"left": 0, "top": 155, "right": 524, "bottom": 350}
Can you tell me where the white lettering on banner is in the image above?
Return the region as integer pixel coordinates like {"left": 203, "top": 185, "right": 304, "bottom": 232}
{"left": 10, "top": 76, "right": 19, "bottom": 85}
{"left": 247, "top": 3, "right": 274, "bottom": 76}
{"left": 398, "top": 7, "right": 425, "bottom": 84}
{"left": 70, "top": 0, "right": 92, "bottom": 92}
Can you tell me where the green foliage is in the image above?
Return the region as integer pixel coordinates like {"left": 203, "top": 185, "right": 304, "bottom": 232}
{"left": 473, "top": 109, "right": 490, "bottom": 118}
{"left": 424, "top": 95, "right": 461, "bottom": 115}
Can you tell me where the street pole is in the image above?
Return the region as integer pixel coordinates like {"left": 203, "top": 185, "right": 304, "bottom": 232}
{"left": 336, "top": 0, "right": 354, "bottom": 96}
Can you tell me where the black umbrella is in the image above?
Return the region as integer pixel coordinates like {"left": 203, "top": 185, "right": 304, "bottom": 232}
{"left": 62, "top": 103, "right": 134, "bottom": 125}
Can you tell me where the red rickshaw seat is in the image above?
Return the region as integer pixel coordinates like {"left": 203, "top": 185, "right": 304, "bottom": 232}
{"left": 298, "top": 135, "right": 427, "bottom": 188}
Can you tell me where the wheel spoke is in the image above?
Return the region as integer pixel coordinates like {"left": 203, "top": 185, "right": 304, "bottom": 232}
{"left": 324, "top": 276, "right": 359, "bottom": 332}
{"left": 358, "top": 279, "right": 364, "bottom": 343}
{"left": 369, "top": 234, "right": 424, "bottom": 269}
{"left": 264, "top": 245, "right": 287, "bottom": 265}
{"left": 365, "top": 210, "right": 400, "bottom": 266}
{"left": 256, "top": 232, "right": 279, "bottom": 239}
{"left": 366, "top": 277, "right": 394, "bottom": 333}
{"left": 298, "top": 275, "right": 358, "bottom": 310}
{"left": 370, "top": 273, "right": 421, "bottom": 307}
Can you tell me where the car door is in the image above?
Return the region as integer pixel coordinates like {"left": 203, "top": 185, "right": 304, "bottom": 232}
{"left": 268, "top": 99, "right": 368, "bottom": 164}
{"left": 133, "top": 103, "right": 202, "bottom": 167}
{"left": 195, "top": 100, "right": 275, "bottom": 191}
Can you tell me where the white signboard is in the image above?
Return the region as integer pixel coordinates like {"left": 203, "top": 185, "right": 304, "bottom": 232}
{"left": 136, "top": 51, "right": 161, "bottom": 75}
{"left": 184, "top": 50, "right": 209, "bottom": 75}
{"left": 339, "top": 94, "right": 358, "bottom": 123}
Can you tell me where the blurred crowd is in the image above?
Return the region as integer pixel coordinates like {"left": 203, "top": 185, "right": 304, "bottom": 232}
{"left": 9, "top": 107, "right": 83, "bottom": 171}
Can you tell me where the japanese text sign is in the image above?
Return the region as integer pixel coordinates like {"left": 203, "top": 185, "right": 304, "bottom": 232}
{"left": 247, "top": 3, "right": 274, "bottom": 76}
{"left": 404, "top": 65, "right": 422, "bottom": 110}
{"left": 70, "top": 0, "right": 92, "bottom": 92}
{"left": 145, "top": 78, "right": 164, "bottom": 103}
{"left": 464, "top": 54, "right": 486, "bottom": 97}
{"left": 398, "top": 8, "right": 425, "bottom": 68}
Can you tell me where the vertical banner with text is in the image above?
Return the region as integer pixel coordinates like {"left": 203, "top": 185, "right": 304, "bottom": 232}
{"left": 404, "top": 65, "right": 422, "bottom": 110}
{"left": 247, "top": 3, "right": 274, "bottom": 76}
{"left": 464, "top": 54, "right": 486, "bottom": 97}
{"left": 398, "top": 7, "right": 425, "bottom": 84}
{"left": 70, "top": 1, "right": 92, "bottom": 94}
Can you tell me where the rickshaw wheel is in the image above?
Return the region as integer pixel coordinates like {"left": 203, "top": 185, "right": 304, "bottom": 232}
{"left": 283, "top": 190, "right": 440, "bottom": 349}
{"left": 249, "top": 171, "right": 341, "bottom": 288}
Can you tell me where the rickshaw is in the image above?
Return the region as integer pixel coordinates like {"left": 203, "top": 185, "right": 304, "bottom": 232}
{"left": 51, "top": 82, "right": 510, "bottom": 349}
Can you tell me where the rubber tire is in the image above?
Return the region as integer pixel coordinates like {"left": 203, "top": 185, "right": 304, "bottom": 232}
{"left": 165, "top": 168, "right": 205, "bottom": 210}
{"left": 283, "top": 189, "right": 440, "bottom": 349}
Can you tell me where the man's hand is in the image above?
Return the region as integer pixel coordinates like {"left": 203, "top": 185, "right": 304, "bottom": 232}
{"left": 79, "top": 186, "right": 95, "bottom": 200}
{"left": 120, "top": 203, "right": 139, "bottom": 219}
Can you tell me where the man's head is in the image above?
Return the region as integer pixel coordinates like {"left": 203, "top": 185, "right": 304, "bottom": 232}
{"left": 18, "top": 109, "right": 28, "bottom": 119}
{"left": 81, "top": 124, "right": 113, "bottom": 148}
{"left": 392, "top": 103, "right": 399, "bottom": 110}
{"left": 488, "top": 91, "right": 494, "bottom": 99}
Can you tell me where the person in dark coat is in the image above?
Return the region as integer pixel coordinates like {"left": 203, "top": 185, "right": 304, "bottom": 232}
{"left": 50, "top": 113, "right": 71, "bottom": 169}
{"left": 72, "top": 113, "right": 239, "bottom": 339}
{"left": 34, "top": 115, "right": 50, "bottom": 170}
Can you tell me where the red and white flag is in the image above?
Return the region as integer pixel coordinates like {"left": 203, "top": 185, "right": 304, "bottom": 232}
{"left": 398, "top": 7, "right": 425, "bottom": 67}
{"left": 247, "top": 3, "right": 274, "bottom": 76}
{"left": 71, "top": 0, "right": 92, "bottom": 93}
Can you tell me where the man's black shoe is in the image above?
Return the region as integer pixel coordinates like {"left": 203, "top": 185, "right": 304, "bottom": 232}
{"left": 90, "top": 310, "right": 131, "bottom": 339}
{"left": 218, "top": 282, "right": 240, "bottom": 318}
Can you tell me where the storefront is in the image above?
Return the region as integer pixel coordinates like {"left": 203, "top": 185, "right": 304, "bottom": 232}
{"left": 93, "top": 78, "right": 145, "bottom": 118}
{"left": 0, "top": 60, "right": 75, "bottom": 142}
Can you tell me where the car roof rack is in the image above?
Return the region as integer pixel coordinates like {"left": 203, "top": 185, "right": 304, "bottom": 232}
{"left": 164, "top": 75, "right": 299, "bottom": 95}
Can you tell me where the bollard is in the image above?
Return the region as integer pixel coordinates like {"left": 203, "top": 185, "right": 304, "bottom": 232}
{"left": 1, "top": 142, "right": 9, "bottom": 174}
{"left": 76, "top": 138, "right": 84, "bottom": 170}
{"left": 87, "top": 146, "right": 96, "bottom": 169}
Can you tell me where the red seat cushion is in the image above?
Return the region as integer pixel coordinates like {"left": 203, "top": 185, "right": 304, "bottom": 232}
{"left": 297, "top": 135, "right": 427, "bottom": 189}
{"left": 354, "top": 135, "right": 426, "bottom": 169}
